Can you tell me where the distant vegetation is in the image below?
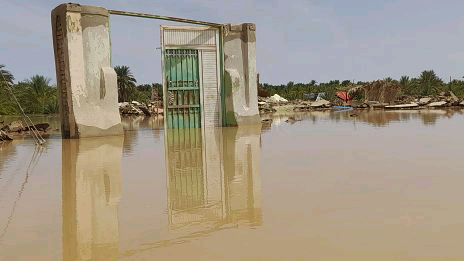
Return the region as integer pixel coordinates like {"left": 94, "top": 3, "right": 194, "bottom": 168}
{"left": 2, "top": 63, "right": 463, "bottom": 116}
{"left": 114, "top": 65, "right": 162, "bottom": 104}
{"left": 0, "top": 64, "right": 163, "bottom": 115}
{"left": 0, "top": 65, "right": 58, "bottom": 115}
{"left": 260, "top": 70, "right": 464, "bottom": 101}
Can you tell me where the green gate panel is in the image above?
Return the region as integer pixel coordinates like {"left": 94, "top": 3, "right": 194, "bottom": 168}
{"left": 165, "top": 49, "right": 201, "bottom": 129}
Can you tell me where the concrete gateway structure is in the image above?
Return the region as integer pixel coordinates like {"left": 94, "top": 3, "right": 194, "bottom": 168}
{"left": 51, "top": 3, "right": 260, "bottom": 138}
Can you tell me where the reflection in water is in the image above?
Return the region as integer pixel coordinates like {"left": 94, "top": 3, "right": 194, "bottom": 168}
{"left": 60, "top": 125, "right": 262, "bottom": 259}
{"left": 62, "top": 137, "right": 123, "bottom": 261}
{"left": 263, "top": 109, "right": 464, "bottom": 128}
{"left": 121, "top": 116, "right": 164, "bottom": 154}
{"left": 165, "top": 126, "right": 262, "bottom": 236}
{"left": 4, "top": 110, "right": 464, "bottom": 259}
{"left": 347, "top": 109, "right": 463, "bottom": 126}
{"left": 121, "top": 116, "right": 164, "bottom": 131}
{"left": 0, "top": 146, "right": 43, "bottom": 242}
{"left": 0, "top": 142, "right": 16, "bottom": 174}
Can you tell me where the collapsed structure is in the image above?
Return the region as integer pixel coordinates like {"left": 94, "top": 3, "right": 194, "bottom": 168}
{"left": 51, "top": 3, "right": 260, "bottom": 138}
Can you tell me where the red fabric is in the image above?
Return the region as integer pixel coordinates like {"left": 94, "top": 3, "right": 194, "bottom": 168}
{"left": 336, "top": 91, "right": 352, "bottom": 102}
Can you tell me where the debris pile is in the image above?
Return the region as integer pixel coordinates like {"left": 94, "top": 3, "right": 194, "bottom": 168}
{"left": 147, "top": 102, "right": 164, "bottom": 115}
{"left": 362, "top": 80, "right": 402, "bottom": 104}
{"left": 268, "top": 94, "right": 288, "bottom": 103}
{"left": 0, "top": 130, "right": 13, "bottom": 142}
{"left": 293, "top": 99, "right": 332, "bottom": 112}
{"left": 0, "top": 120, "right": 50, "bottom": 141}
{"left": 258, "top": 97, "right": 276, "bottom": 114}
{"left": 119, "top": 101, "right": 164, "bottom": 116}
{"left": 119, "top": 102, "right": 143, "bottom": 115}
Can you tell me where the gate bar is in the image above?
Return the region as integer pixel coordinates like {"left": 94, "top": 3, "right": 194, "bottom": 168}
{"left": 108, "top": 9, "right": 223, "bottom": 27}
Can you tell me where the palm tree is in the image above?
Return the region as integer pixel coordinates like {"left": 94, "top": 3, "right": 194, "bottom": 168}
{"left": 114, "top": 65, "right": 137, "bottom": 102}
{"left": 0, "top": 64, "right": 14, "bottom": 86}
{"left": 0, "top": 65, "right": 16, "bottom": 114}
{"left": 399, "top": 75, "right": 412, "bottom": 94}
{"left": 418, "top": 70, "right": 443, "bottom": 96}
{"left": 25, "top": 75, "right": 53, "bottom": 113}
{"left": 384, "top": 77, "right": 398, "bottom": 84}
{"left": 399, "top": 76, "right": 409, "bottom": 85}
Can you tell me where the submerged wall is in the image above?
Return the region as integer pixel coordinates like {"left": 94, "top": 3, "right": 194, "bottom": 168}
{"left": 223, "top": 23, "right": 261, "bottom": 126}
{"left": 51, "top": 4, "right": 122, "bottom": 138}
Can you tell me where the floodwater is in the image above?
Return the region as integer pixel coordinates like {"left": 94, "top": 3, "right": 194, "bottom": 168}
{"left": 1, "top": 109, "right": 464, "bottom": 260}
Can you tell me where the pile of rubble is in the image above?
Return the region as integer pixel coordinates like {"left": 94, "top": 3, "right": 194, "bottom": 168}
{"left": 258, "top": 97, "right": 276, "bottom": 114}
{"left": 293, "top": 99, "right": 332, "bottom": 112}
{"left": 119, "top": 101, "right": 164, "bottom": 116}
{"left": 258, "top": 94, "right": 289, "bottom": 114}
{"left": 258, "top": 94, "right": 334, "bottom": 114}
{"left": 0, "top": 120, "right": 50, "bottom": 142}
{"left": 361, "top": 91, "right": 464, "bottom": 110}
{"left": 268, "top": 94, "right": 289, "bottom": 103}
{"left": 0, "top": 130, "right": 13, "bottom": 142}
{"left": 258, "top": 90, "right": 464, "bottom": 114}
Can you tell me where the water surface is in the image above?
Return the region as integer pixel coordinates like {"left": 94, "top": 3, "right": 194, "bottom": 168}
{"left": 1, "top": 110, "right": 464, "bottom": 260}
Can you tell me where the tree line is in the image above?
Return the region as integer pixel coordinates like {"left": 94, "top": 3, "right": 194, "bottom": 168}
{"left": 0, "top": 64, "right": 162, "bottom": 115}
{"left": 114, "top": 65, "right": 162, "bottom": 104}
{"left": 2, "top": 64, "right": 464, "bottom": 115}
{"left": 1, "top": 65, "right": 59, "bottom": 115}
{"left": 260, "top": 70, "right": 464, "bottom": 101}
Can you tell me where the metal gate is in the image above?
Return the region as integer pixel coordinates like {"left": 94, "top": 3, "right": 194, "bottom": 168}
{"left": 165, "top": 49, "right": 201, "bottom": 128}
{"left": 161, "top": 26, "right": 222, "bottom": 129}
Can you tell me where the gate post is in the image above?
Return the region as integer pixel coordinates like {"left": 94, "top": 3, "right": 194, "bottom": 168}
{"left": 223, "top": 23, "right": 261, "bottom": 126}
{"left": 51, "top": 4, "right": 122, "bottom": 138}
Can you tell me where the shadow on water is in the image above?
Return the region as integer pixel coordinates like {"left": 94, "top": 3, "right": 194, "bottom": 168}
{"left": 60, "top": 124, "right": 262, "bottom": 260}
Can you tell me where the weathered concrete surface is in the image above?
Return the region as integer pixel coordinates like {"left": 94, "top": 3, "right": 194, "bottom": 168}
{"left": 52, "top": 4, "right": 122, "bottom": 138}
{"left": 223, "top": 23, "right": 261, "bottom": 126}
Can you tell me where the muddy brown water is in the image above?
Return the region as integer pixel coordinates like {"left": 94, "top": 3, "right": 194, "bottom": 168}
{"left": 1, "top": 109, "right": 464, "bottom": 260}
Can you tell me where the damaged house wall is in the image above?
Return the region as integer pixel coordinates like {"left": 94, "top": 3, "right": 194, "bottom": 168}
{"left": 51, "top": 4, "right": 260, "bottom": 135}
{"left": 51, "top": 4, "right": 122, "bottom": 138}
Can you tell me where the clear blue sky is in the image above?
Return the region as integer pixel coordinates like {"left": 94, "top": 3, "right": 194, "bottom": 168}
{"left": 1, "top": 0, "right": 464, "bottom": 85}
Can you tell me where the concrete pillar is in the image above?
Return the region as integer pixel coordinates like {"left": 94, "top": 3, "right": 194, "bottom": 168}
{"left": 223, "top": 23, "right": 261, "bottom": 126}
{"left": 51, "top": 4, "right": 122, "bottom": 138}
